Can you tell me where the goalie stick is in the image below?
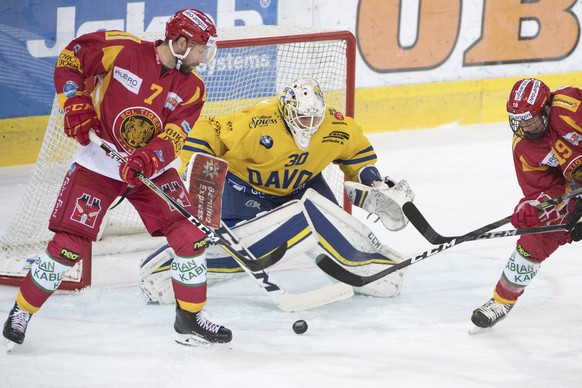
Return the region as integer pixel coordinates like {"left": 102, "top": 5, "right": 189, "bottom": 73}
{"left": 404, "top": 187, "right": 582, "bottom": 245}
{"left": 88, "top": 131, "right": 285, "bottom": 272}
{"left": 225, "top": 265, "right": 353, "bottom": 312}
{"left": 316, "top": 222, "right": 575, "bottom": 287}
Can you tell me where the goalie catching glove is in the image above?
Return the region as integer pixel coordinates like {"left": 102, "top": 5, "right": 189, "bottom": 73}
{"left": 344, "top": 166, "right": 415, "bottom": 231}
{"left": 63, "top": 95, "right": 101, "bottom": 146}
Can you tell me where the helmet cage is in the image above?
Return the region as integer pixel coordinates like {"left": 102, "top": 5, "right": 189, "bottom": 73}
{"left": 507, "top": 78, "right": 551, "bottom": 140}
{"left": 508, "top": 109, "right": 549, "bottom": 140}
{"left": 279, "top": 78, "right": 325, "bottom": 150}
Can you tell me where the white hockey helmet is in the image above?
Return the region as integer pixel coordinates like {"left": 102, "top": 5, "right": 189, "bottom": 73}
{"left": 279, "top": 77, "right": 326, "bottom": 150}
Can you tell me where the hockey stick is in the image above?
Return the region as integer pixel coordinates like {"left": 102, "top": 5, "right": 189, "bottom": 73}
{"left": 88, "top": 131, "right": 285, "bottom": 272}
{"left": 316, "top": 222, "right": 573, "bottom": 287}
{"left": 404, "top": 187, "right": 582, "bottom": 245}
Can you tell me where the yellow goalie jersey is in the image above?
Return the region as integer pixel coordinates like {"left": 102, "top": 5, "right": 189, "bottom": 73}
{"left": 181, "top": 99, "right": 378, "bottom": 197}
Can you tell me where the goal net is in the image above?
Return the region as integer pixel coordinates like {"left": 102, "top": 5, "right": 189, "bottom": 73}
{"left": 0, "top": 26, "right": 356, "bottom": 289}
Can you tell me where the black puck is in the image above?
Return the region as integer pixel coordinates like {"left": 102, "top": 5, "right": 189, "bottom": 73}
{"left": 293, "top": 319, "right": 308, "bottom": 334}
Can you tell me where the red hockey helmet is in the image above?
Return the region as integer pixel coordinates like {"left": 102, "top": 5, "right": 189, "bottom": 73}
{"left": 165, "top": 9, "right": 217, "bottom": 47}
{"left": 506, "top": 78, "right": 551, "bottom": 139}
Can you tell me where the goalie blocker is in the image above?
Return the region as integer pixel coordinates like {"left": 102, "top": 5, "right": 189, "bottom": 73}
{"left": 184, "top": 153, "right": 227, "bottom": 228}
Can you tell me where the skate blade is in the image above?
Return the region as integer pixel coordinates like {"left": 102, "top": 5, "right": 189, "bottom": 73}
{"left": 468, "top": 324, "right": 490, "bottom": 335}
{"left": 175, "top": 333, "right": 232, "bottom": 349}
{"left": 5, "top": 339, "right": 16, "bottom": 353}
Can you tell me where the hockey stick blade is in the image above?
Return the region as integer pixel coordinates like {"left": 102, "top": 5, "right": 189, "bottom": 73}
{"left": 88, "top": 131, "right": 284, "bottom": 272}
{"left": 275, "top": 282, "right": 354, "bottom": 312}
{"left": 403, "top": 187, "right": 582, "bottom": 245}
{"left": 317, "top": 223, "right": 571, "bottom": 286}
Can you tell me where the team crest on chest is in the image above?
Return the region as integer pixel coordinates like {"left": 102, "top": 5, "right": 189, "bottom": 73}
{"left": 564, "top": 157, "right": 582, "bottom": 180}
{"left": 113, "top": 107, "right": 162, "bottom": 152}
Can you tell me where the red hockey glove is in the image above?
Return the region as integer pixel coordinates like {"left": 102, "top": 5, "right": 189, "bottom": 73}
{"left": 63, "top": 95, "right": 101, "bottom": 146}
{"left": 510, "top": 203, "right": 541, "bottom": 229}
{"left": 119, "top": 150, "right": 158, "bottom": 187}
{"left": 119, "top": 137, "right": 175, "bottom": 186}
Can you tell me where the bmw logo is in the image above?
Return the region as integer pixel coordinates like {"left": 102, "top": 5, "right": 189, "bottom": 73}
{"left": 260, "top": 135, "right": 273, "bottom": 149}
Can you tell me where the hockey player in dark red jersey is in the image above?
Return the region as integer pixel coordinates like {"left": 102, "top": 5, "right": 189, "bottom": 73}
{"left": 3, "top": 9, "right": 232, "bottom": 349}
{"left": 471, "top": 78, "right": 582, "bottom": 331}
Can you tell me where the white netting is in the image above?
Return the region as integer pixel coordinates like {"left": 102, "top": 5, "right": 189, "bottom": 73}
{"left": 0, "top": 26, "right": 354, "bottom": 284}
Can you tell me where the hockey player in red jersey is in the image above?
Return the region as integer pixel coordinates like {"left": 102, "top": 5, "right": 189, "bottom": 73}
{"left": 471, "top": 78, "right": 582, "bottom": 331}
{"left": 2, "top": 9, "right": 232, "bottom": 349}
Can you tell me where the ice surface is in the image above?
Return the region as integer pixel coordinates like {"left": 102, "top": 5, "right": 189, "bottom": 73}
{"left": 0, "top": 123, "right": 580, "bottom": 387}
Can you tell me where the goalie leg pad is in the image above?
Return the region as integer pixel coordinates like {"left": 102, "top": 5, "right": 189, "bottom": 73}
{"left": 344, "top": 179, "right": 415, "bottom": 231}
{"left": 139, "top": 201, "right": 321, "bottom": 305}
{"left": 301, "top": 189, "right": 406, "bottom": 297}
{"left": 351, "top": 265, "right": 406, "bottom": 298}
{"left": 214, "top": 200, "right": 319, "bottom": 265}
{"left": 139, "top": 244, "right": 175, "bottom": 305}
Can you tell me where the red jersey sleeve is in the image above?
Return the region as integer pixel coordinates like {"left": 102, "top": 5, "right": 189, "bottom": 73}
{"left": 512, "top": 134, "right": 566, "bottom": 200}
{"left": 53, "top": 31, "right": 119, "bottom": 108}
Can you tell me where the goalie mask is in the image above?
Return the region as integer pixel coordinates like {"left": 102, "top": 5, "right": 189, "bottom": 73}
{"left": 279, "top": 77, "right": 326, "bottom": 150}
{"left": 165, "top": 9, "right": 217, "bottom": 70}
{"left": 506, "top": 78, "right": 551, "bottom": 140}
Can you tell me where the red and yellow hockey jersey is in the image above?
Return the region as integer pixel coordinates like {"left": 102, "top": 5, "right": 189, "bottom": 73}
{"left": 54, "top": 31, "right": 206, "bottom": 180}
{"left": 512, "top": 86, "right": 582, "bottom": 200}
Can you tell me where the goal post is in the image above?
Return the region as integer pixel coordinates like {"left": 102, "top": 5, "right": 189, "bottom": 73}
{"left": 0, "top": 26, "right": 356, "bottom": 290}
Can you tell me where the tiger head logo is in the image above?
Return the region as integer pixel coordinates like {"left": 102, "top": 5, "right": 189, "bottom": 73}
{"left": 122, "top": 116, "right": 155, "bottom": 149}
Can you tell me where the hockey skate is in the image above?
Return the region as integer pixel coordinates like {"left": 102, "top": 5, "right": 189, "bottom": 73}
{"left": 3, "top": 303, "right": 32, "bottom": 352}
{"left": 174, "top": 305, "right": 232, "bottom": 347}
{"left": 469, "top": 298, "right": 514, "bottom": 334}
